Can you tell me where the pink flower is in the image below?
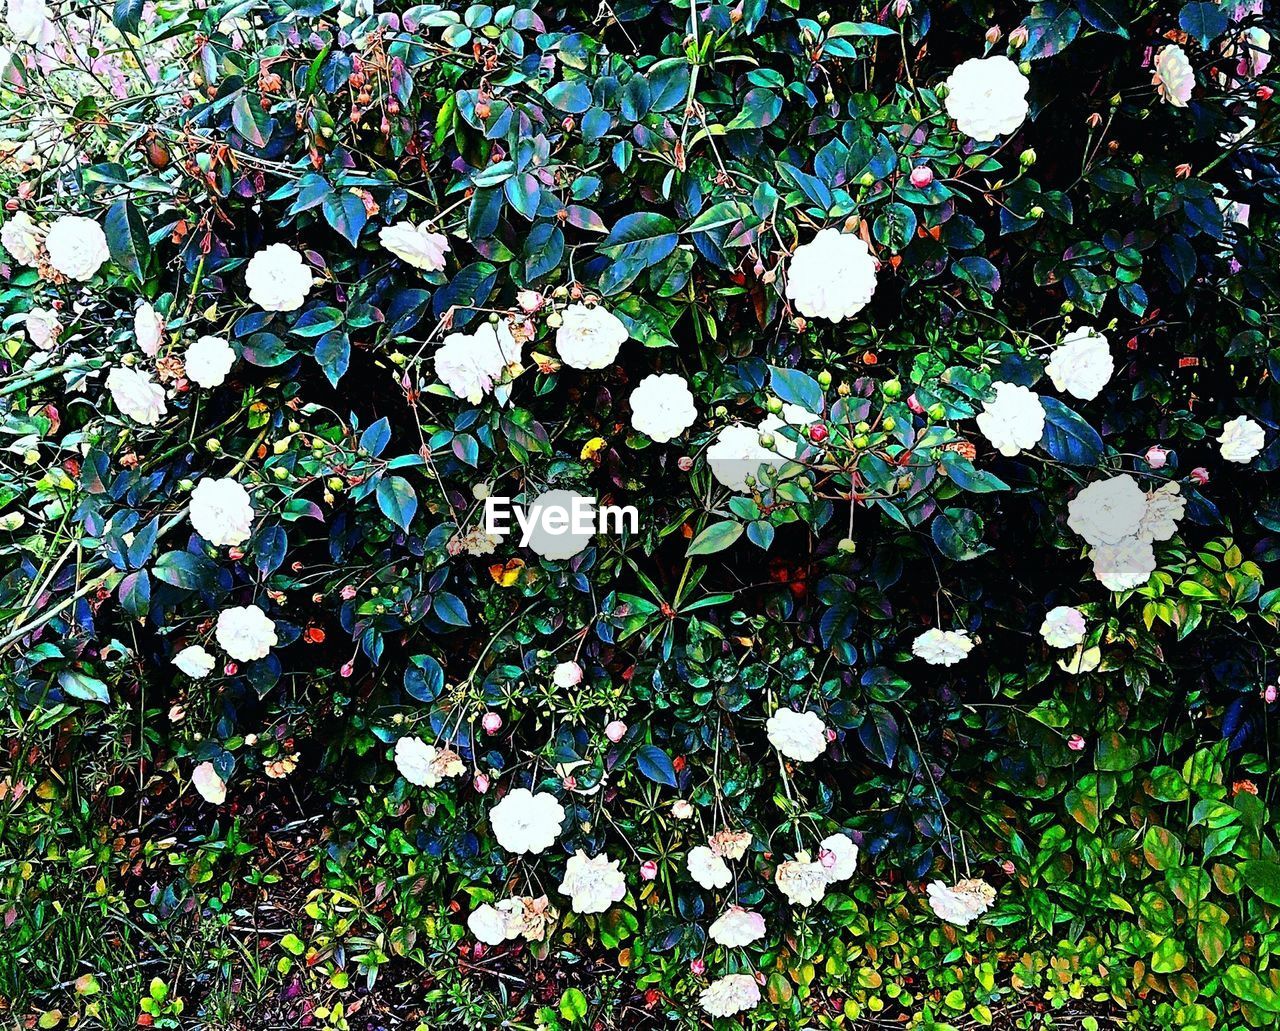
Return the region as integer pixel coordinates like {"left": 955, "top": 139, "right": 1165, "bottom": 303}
{"left": 690, "top": 959, "right": 706, "bottom": 976}
{"left": 909, "top": 166, "right": 934, "bottom": 188}
{"left": 1009, "top": 25, "right": 1029, "bottom": 47}
{"left": 340, "top": 662, "right": 354, "bottom": 677}
{"left": 474, "top": 772, "right": 491, "bottom": 794}
{"left": 678, "top": 456, "right": 694, "bottom": 472}
{"left": 907, "top": 394, "right": 925, "bottom": 415}
{"left": 341, "top": 585, "right": 357, "bottom": 600}
{"left": 1190, "top": 467, "right": 1210, "bottom": 486}
{"left": 1067, "top": 734, "right": 1086, "bottom": 751}
{"left": 605, "top": 720, "right": 627, "bottom": 743}
{"left": 1265, "top": 685, "right": 1278, "bottom": 704}
{"left": 1145, "top": 446, "right": 1168, "bottom": 469}
{"left": 640, "top": 860, "right": 658, "bottom": 881}
{"left": 1001, "top": 860, "right": 1015, "bottom": 875}
{"left": 482, "top": 712, "right": 503, "bottom": 734}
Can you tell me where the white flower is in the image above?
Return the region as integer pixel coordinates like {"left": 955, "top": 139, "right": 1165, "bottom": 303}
{"left": 490, "top": 787, "right": 564, "bottom": 855}
{"left": 192, "top": 762, "right": 226, "bottom": 804}
{"left": 699, "top": 974, "right": 761, "bottom": 1018}
{"left": 766, "top": 708, "right": 828, "bottom": 762}
{"left": 1139, "top": 482, "right": 1185, "bottom": 542}
{"left": 554, "top": 303, "right": 628, "bottom": 370}
{"left": 189, "top": 477, "right": 254, "bottom": 547}
{"left": 214, "top": 604, "right": 277, "bottom": 662}
{"left": 818, "top": 833, "right": 858, "bottom": 881}
{"left": 1090, "top": 538, "right": 1156, "bottom": 592}
{"left": 46, "top": 216, "right": 110, "bottom": 281}
{"left": 552, "top": 660, "right": 583, "bottom": 687}
{"left": 134, "top": 302, "right": 164, "bottom": 357}
{"left": 1067, "top": 475, "right": 1147, "bottom": 546}
{"left": 523, "top": 488, "right": 595, "bottom": 560}
{"left": 629, "top": 373, "right": 697, "bottom": 443}
{"left": 975, "top": 382, "right": 1045, "bottom": 457}
{"left": 1, "top": 210, "right": 42, "bottom": 265}
{"left": 707, "top": 423, "right": 778, "bottom": 492}
{"left": 184, "top": 335, "right": 235, "bottom": 388}
{"left": 394, "top": 737, "right": 464, "bottom": 787}
{"left": 467, "top": 903, "right": 518, "bottom": 946}
{"left": 785, "top": 228, "right": 878, "bottom": 322}
{"left": 379, "top": 222, "right": 450, "bottom": 271}
{"left": 558, "top": 850, "right": 626, "bottom": 914}
{"left": 106, "top": 366, "right": 167, "bottom": 426}
{"left": 245, "top": 244, "right": 314, "bottom": 312}
{"left": 912, "top": 628, "right": 973, "bottom": 666}
{"left": 709, "top": 906, "right": 766, "bottom": 948}
{"left": 944, "top": 55, "right": 1029, "bottom": 141}
{"left": 433, "top": 321, "right": 518, "bottom": 404}
{"left": 1046, "top": 328, "right": 1113, "bottom": 401}
{"left": 24, "top": 307, "right": 59, "bottom": 350}
{"left": 1039, "top": 606, "right": 1086, "bottom": 649}
{"left": 6, "top": 0, "right": 52, "bottom": 46}
{"left": 1219, "top": 415, "right": 1265, "bottom": 464}
{"left": 1153, "top": 44, "right": 1194, "bottom": 107}
{"left": 688, "top": 845, "right": 732, "bottom": 890}
{"left": 926, "top": 878, "right": 996, "bottom": 927}
{"left": 173, "top": 645, "right": 216, "bottom": 678}
{"left": 775, "top": 854, "right": 830, "bottom": 906}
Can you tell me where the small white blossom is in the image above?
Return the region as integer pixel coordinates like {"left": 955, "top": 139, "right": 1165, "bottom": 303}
{"left": 184, "top": 335, "right": 236, "bottom": 388}
{"left": 1039, "top": 606, "right": 1086, "bottom": 649}
{"left": 23, "top": 307, "right": 59, "bottom": 350}
{"left": 708, "top": 906, "right": 766, "bottom": 947}
{"left": 45, "top": 215, "right": 110, "bottom": 281}
{"left": 707, "top": 423, "right": 779, "bottom": 492}
{"left": 1219, "top": 416, "right": 1265, "bottom": 464}
{"left": 552, "top": 660, "right": 583, "bottom": 687}
{"left": 394, "top": 737, "right": 464, "bottom": 787}
{"left": 378, "top": 222, "right": 450, "bottom": 271}
{"left": 944, "top": 56, "right": 1029, "bottom": 141}
{"left": 433, "top": 321, "right": 519, "bottom": 404}
{"left": 1046, "top": 327, "right": 1113, "bottom": 401}
{"left": 775, "top": 854, "right": 830, "bottom": 907}
{"left": 134, "top": 302, "right": 165, "bottom": 357}
{"left": 173, "top": 645, "right": 216, "bottom": 679}
{"left": 558, "top": 850, "right": 626, "bottom": 914}
{"left": 6, "top": 0, "right": 53, "bottom": 47}
{"left": 785, "top": 228, "right": 878, "bottom": 322}
{"left": 523, "top": 488, "right": 595, "bottom": 561}
{"left": 1067, "top": 475, "right": 1148, "bottom": 547}
{"left": 687, "top": 845, "right": 732, "bottom": 890}
{"left": 192, "top": 761, "right": 226, "bottom": 804}
{"left": 245, "top": 243, "right": 314, "bottom": 312}
{"left": 629, "top": 373, "right": 697, "bottom": 443}
{"left": 214, "top": 604, "right": 277, "bottom": 662}
{"left": 106, "top": 366, "right": 167, "bottom": 426}
{"left": 189, "top": 477, "right": 254, "bottom": 547}
{"left": 926, "top": 878, "right": 996, "bottom": 927}
{"left": 818, "top": 833, "right": 858, "bottom": 882}
{"left": 467, "top": 903, "right": 518, "bottom": 946}
{"left": 766, "top": 708, "right": 828, "bottom": 763}
{"left": 975, "top": 382, "right": 1045, "bottom": 457}
{"left": 699, "top": 974, "right": 760, "bottom": 1018}
{"left": 1, "top": 210, "right": 42, "bottom": 265}
{"left": 1139, "top": 482, "right": 1185, "bottom": 542}
{"left": 759, "top": 404, "right": 821, "bottom": 460}
{"left": 1090, "top": 538, "right": 1157, "bottom": 592}
{"left": 554, "top": 303, "right": 628, "bottom": 370}
{"left": 490, "top": 787, "right": 565, "bottom": 855}
{"left": 1153, "top": 44, "right": 1194, "bottom": 107}
{"left": 912, "top": 628, "right": 974, "bottom": 666}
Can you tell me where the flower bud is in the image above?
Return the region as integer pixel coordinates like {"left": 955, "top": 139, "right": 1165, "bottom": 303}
{"left": 482, "top": 712, "right": 503, "bottom": 734}
{"left": 909, "top": 165, "right": 934, "bottom": 188}
{"left": 640, "top": 860, "right": 658, "bottom": 881}
{"left": 605, "top": 720, "right": 627, "bottom": 743}
{"left": 1019, "top": 148, "right": 1036, "bottom": 167}
{"left": 1145, "top": 445, "right": 1168, "bottom": 469}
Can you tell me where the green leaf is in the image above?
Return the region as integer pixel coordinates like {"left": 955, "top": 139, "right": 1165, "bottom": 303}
{"left": 58, "top": 670, "right": 110, "bottom": 704}
{"left": 687, "top": 520, "right": 743, "bottom": 556}
{"left": 727, "top": 88, "right": 782, "bottom": 130}
{"left": 931, "top": 507, "right": 990, "bottom": 561}
{"left": 376, "top": 475, "right": 418, "bottom": 531}
{"left": 1240, "top": 860, "right": 1280, "bottom": 905}
{"left": 1039, "top": 396, "right": 1103, "bottom": 466}
{"left": 559, "top": 987, "right": 589, "bottom": 1022}
{"left": 231, "top": 93, "right": 272, "bottom": 148}
{"left": 321, "top": 191, "right": 368, "bottom": 247}
{"left": 104, "top": 199, "right": 149, "bottom": 280}
{"left": 111, "top": 0, "right": 145, "bottom": 35}
{"left": 635, "top": 744, "right": 677, "bottom": 787}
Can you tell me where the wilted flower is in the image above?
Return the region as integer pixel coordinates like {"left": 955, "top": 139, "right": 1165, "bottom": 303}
{"left": 775, "top": 853, "right": 830, "bottom": 906}
{"left": 708, "top": 828, "right": 752, "bottom": 861}
{"left": 394, "top": 737, "right": 464, "bottom": 787}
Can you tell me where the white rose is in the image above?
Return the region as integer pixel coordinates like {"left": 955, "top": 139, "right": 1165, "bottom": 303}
{"left": 708, "top": 906, "right": 766, "bottom": 947}
{"left": 245, "top": 243, "right": 314, "bottom": 311}
{"left": 134, "top": 301, "right": 165, "bottom": 357}
{"left": 554, "top": 303, "right": 628, "bottom": 370}
{"left": 523, "top": 488, "right": 594, "bottom": 560}
{"left": 192, "top": 761, "right": 226, "bottom": 805}
{"left": 765, "top": 707, "right": 828, "bottom": 762}
{"left": 490, "top": 787, "right": 565, "bottom": 855}
{"left": 467, "top": 903, "right": 518, "bottom": 946}
{"left": 214, "top": 604, "right": 277, "bottom": 662}
{"left": 24, "top": 307, "right": 59, "bottom": 349}
{"left": 379, "top": 222, "right": 450, "bottom": 271}
{"left": 1154, "top": 44, "right": 1194, "bottom": 107}
{"left": 184, "top": 335, "right": 235, "bottom": 388}
{"left": 818, "top": 833, "right": 858, "bottom": 882}
{"left": 1067, "top": 475, "right": 1147, "bottom": 547}
{"left": 1039, "top": 606, "right": 1086, "bottom": 649}
{"left": 775, "top": 854, "right": 830, "bottom": 907}
{"left": 699, "top": 974, "right": 761, "bottom": 1018}
{"left": 558, "top": 850, "right": 626, "bottom": 914}
{"left": 911, "top": 628, "right": 973, "bottom": 666}
{"left": 1090, "top": 538, "right": 1156, "bottom": 592}
{"left": 1046, "top": 328, "right": 1113, "bottom": 401}
{"left": 6, "top": 0, "right": 52, "bottom": 46}
{"left": 189, "top": 477, "right": 254, "bottom": 547}
{"left": 1219, "top": 415, "right": 1265, "bottom": 464}
{"left": 1, "top": 210, "right": 42, "bottom": 265}
{"left": 707, "top": 423, "right": 779, "bottom": 492}
{"left": 45, "top": 215, "right": 110, "bottom": 281}
{"left": 687, "top": 845, "right": 732, "bottom": 890}
{"left": 975, "top": 382, "right": 1045, "bottom": 457}
{"left": 394, "top": 737, "right": 464, "bottom": 787}
{"left": 926, "top": 878, "right": 996, "bottom": 927}
{"left": 433, "top": 320, "right": 518, "bottom": 403}
{"left": 173, "top": 645, "right": 216, "bottom": 679}
{"left": 785, "top": 228, "right": 878, "bottom": 322}
{"left": 944, "top": 55, "right": 1029, "bottom": 141}
{"left": 552, "top": 660, "right": 583, "bottom": 687}
{"left": 1139, "top": 482, "right": 1185, "bottom": 541}
{"left": 629, "top": 373, "right": 697, "bottom": 443}
{"left": 106, "top": 366, "right": 167, "bottom": 426}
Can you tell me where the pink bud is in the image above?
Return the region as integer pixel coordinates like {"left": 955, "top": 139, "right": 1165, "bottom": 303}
{"left": 1001, "top": 860, "right": 1015, "bottom": 875}
{"left": 1265, "top": 685, "right": 1278, "bottom": 704}
{"left": 1009, "top": 25, "right": 1029, "bottom": 47}
{"left": 340, "top": 662, "right": 354, "bottom": 678}
{"left": 640, "top": 860, "right": 658, "bottom": 881}
{"left": 1145, "top": 446, "right": 1168, "bottom": 469}
{"left": 909, "top": 165, "right": 934, "bottom": 188}
{"left": 482, "top": 712, "right": 503, "bottom": 735}
{"left": 678, "top": 456, "right": 693, "bottom": 472}
{"left": 690, "top": 958, "right": 706, "bottom": 976}
{"left": 224, "top": 662, "right": 238, "bottom": 676}
{"left": 1190, "top": 467, "right": 1210, "bottom": 486}
{"left": 892, "top": 0, "right": 910, "bottom": 19}
{"left": 907, "top": 394, "right": 925, "bottom": 415}
{"left": 474, "top": 772, "right": 490, "bottom": 794}
{"left": 605, "top": 720, "right": 627, "bottom": 743}
{"left": 341, "top": 585, "right": 357, "bottom": 600}
{"left": 1067, "top": 734, "right": 1086, "bottom": 752}
{"left": 819, "top": 847, "right": 837, "bottom": 869}
{"left": 228, "top": 547, "right": 245, "bottom": 561}
{"left": 985, "top": 25, "right": 1002, "bottom": 45}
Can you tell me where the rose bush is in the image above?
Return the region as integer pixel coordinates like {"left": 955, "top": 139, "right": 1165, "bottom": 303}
{"left": 1, "top": 0, "right": 1279, "bottom": 1027}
